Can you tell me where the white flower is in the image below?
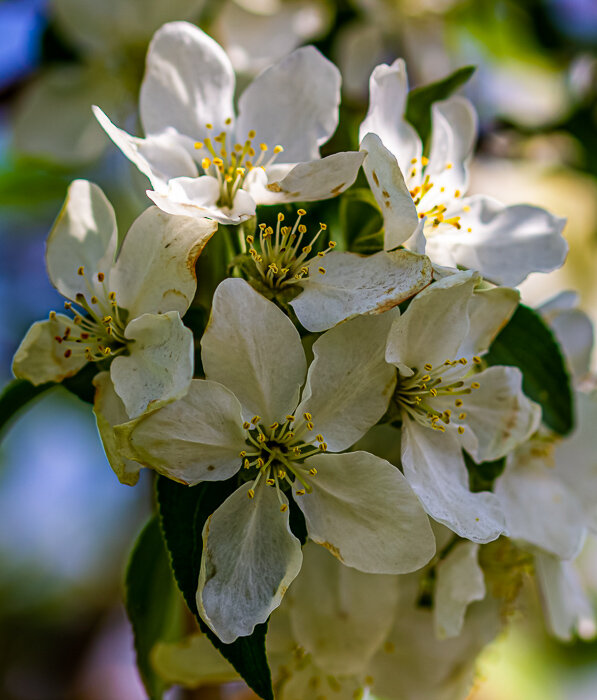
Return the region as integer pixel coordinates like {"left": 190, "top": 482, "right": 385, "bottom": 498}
{"left": 12, "top": 179, "right": 216, "bottom": 482}
{"left": 94, "top": 21, "right": 364, "bottom": 225}
{"left": 359, "top": 59, "right": 568, "bottom": 286}
{"left": 116, "top": 277, "right": 435, "bottom": 642}
{"left": 385, "top": 271, "right": 541, "bottom": 543}
{"left": 242, "top": 210, "right": 433, "bottom": 332}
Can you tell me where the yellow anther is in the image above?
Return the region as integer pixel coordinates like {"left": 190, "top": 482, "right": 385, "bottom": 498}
{"left": 303, "top": 412, "right": 312, "bottom": 421}
{"left": 455, "top": 399, "right": 463, "bottom": 407}
{"left": 251, "top": 416, "right": 261, "bottom": 424}
{"left": 205, "top": 123, "right": 213, "bottom": 130}
{"left": 318, "top": 267, "right": 326, "bottom": 275}
{"left": 77, "top": 266, "right": 85, "bottom": 275}
{"left": 421, "top": 374, "right": 431, "bottom": 382}
{"left": 109, "top": 291, "right": 116, "bottom": 301}
{"left": 260, "top": 143, "right": 268, "bottom": 152}
{"left": 316, "top": 434, "right": 324, "bottom": 442}
{"left": 471, "top": 382, "right": 480, "bottom": 389}
{"left": 463, "top": 205, "right": 471, "bottom": 212}
{"left": 430, "top": 387, "right": 438, "bottom": 397}
{"left": 103, "top": 347, "right": 111, "bottom": 355}
{"left": 296, "top": 489, "right": 305, "bottom": 496}
{"left": 458, "top": 426, "right": 465, "bottom": 434}
{"left": 90, "top": 296, "right": 98, "bottom": 304}
{"left": 329, "top": 241, "right": 337, "bottom": 248}
{"left": 235, "top": 167, "right": 245, "bottom": 176}
{"left": 277, "top": 212, "right": 284, "bottom": 222}
{"left": 258, "top": 433, "right": 266, "bottom": 443}
{"left": 225, "top": 117, "right": 232, "bottom": 125}
{"left": 239, "top": 450, "right": 247, "bottom": 457}
{"left": 257, "top": 457, "right": 265, "bottom": 467}
{"left": 309, "top": 467, "right": 318, "bottom": 476}
{"left": 194, "top": 141, "right": 203, "bottom": 149}
{"left": 97, "top": 272, "right": 105, "bottom": 282}
{"left": 421, "top": 156, "right": 429, "bottom": 166}
{"left": 473, "top": 356, "right": 482, "bottom": 364}
{"left": 202, "top": 157, "right": 211, "bottom": 170}
{"left": 212, "top": 157, "right": 224, "bottom": 167}
{"left": 280, "top": 504, "right": 288, "bottom": 512}
{"left": 49, "top": 311, "right": 57, "bottom": 320}
{"left": 424, "top": 363, "right": 433, "bottom": 371}
{"left": 454, "top": 189, "right": 461, "bottom": 197}
{"left": 411, "top": 157, "right": 417, "bottom": 164}
{"left": 446, "top": 162, "right": 453, "bottom": 169}
{"left": 273, "top": 145, "right": 284, "bottom": 154}
{"left": 307, "top": 421, "right": 314, "bottom": 431}
{"left": 266, "top": 478, "right": 275, "bottom": 486}
{"left": 458, "top": 412, "right": 467, "bottom": 420}
{"left": 320, "top": 443, "right": 328, "bottom": 451}
{"left": 278, "top": 469, "right": 286, "bottom": 479}
{"left": 297, "top": 208, "right": 306, "bottom": 216}
{"left": 247, "top": 489, "right": 255, "bottom": 499}
{"left": 246, "top": 235, "right": 254, "bottom": 244}
{"left": 320, "top": 223, "right": 327, "bottom": 230}
{"left": 286, "top": 415, "right": 295, "bottom": 422}
{"left": 248, "top": 129, "right": 256, "bottom": 139}
{"left": 459, "top": 357, "right": 468, "bottom": 365}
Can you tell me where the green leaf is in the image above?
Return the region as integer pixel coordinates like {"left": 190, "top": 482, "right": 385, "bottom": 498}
{"left": 0, "top": 363, "right": 97, "bottom": 441}
{"left": 405, "top": 66, "right": 476, "bottom": 148}
{"left": 485, "top": 304, "right": 574, "bottom": 435}
{"left": 156, "top": 476, "right": 274, "bottom": 700}
{"left": 463, "top": 452, "right": 506, "bottom": 493}
{"left": 125, "top": 516, "right": 183, "bottom": 700}
{"left": 339, "top": 188, "right": 384, "bottom": 254}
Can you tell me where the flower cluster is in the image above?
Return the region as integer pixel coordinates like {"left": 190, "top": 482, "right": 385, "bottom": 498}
{"left": 10, "top": 19, "right": 595, "bottom": 700}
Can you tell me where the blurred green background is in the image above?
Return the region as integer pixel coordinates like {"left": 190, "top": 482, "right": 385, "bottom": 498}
{"left": 0, "top": 0, "right": 596, "bottom": 698}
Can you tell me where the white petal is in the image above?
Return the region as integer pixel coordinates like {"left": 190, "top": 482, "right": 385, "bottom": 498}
{"left": 427, "top": 194, "right": 568, "bottom": 286}
{"left": 237, "top": 46, "right": 340, "bottom": 163}
{"left": 46, "top": 180, "right": 117, "bottom": 301}
{"left": 458, "top": 285, "right": 519, "bottom": 358}
{"left": 147, "top": 175, "right": 255, "bottom": 224}
{"left": 386, "top": 271, "right": 476, "bottom": 370}
{"left": 287, "top": 543, "right": 399, "bottom": 675}
{"left": 201, "top": 278, "right": 306, "bottom": 424}
{"left": 455, "top": 366, "right": 542, "bottom": 462}
{"left": 197, "top": 482, "right": 303, "bottom": 643}
{"left": 434, "top": 542, "right": 485, "bottom": 639}
{"left": 401, "top": 419, "right": 506, "bottom": 543}
{"left": 290, "top": 249, "right": 432, "bottom": 332}
{"left": 535, "top": 553, "right": 595, "bottom": 641}
{"left": 295, "top": 451, "right": 436, "bottom": 573}
{"left": 12, "top": 316, "right": 88, "bottom": 385}
{"left": 250, "top": 151, "right": 365, "bottom": 205}
{"left": 110, "top": 311, "right": 193, "bottom": 419}
{"left": 548, "top": 308, "right": 594, "bottom": 380}
{"left": 296, "top": 312, "right": 396, "bottom": 451}
{"left": 93, "top": 106, "right": 198, "bottom": 190}
{"left": 359, "top": 58, "right": 422, "bottom": 172}
{"left": 217, "top": 1, "right": 330, "bottom": 75}
{"left": 140, "top": 21, "right": 235, "bottom": 138}
{"left": 427, "top": 96, "right": 477, "bottom": 195}
{"left": 495, "top": 448, "right": 585, "bottom": 559}
{"left": 360, "top": 132, "right": 420, "bottom": 250}
{"left": 151, "top": 633, "right": 238, "bottom": 688}
{"left": 115, "top": 379, "right": 246, "bottom": 485}
{"left": 92, "top": 371, "right": 141, "bottom": 486}
{"left": 109, "top": 206, "right": 216, "bottom": 318}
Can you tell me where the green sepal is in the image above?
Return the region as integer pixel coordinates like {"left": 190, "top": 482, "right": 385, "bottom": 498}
{"left": 405, "top": 66, "right": 476, "bottom": 149}
{"left": 463, "top": 451, "right": 506, "bottom": 493}
{"left": 156, "top": 476, "right": 274, "bottom": 700}
{"left": 485, "top": 304, "right": 574, "bottom": 435}
{"left": 0, "top": 362, "right": 97, "bottom": 441}
{"left": 125, "top": 516, "right": 183, "bottom": 700}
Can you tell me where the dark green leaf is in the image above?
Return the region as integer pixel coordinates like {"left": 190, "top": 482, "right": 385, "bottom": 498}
{"left": 156, "top": 476, "right": 274, "bottom": 700}
{"left": 485, "top": 304, "right": 574, "bottom": 435}
{"left": 339, "top": 188, "right": 384, "bottom": 254}
{"left": 405, "top": 66, "right": 476, "bottom": 148}
{"left": 125, "top": 516, "right": 183, "bottom": 700}
{"left": 463, "top": 452, "right": 506, "bottom": 493}
{"left": 0, "top": 363, "right": 96, "bottom": 441}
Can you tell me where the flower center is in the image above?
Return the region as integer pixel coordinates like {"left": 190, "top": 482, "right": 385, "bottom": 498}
{"left": 194, "top": 120, "right": 284, "bottom": 208}
{"left": 50, "top": 266, "right": 128, "bottom": 363}
{"left": 395, "top": 356, "right": 483, "bottom": 434}
{"left": 239, "top": 412, "right": 327, "bottom": 510}
{"left": 405, "top": 157, "right": 473, "bottom": 236}
{"left": 246, "top": 210, "right": 336, "bottom": 290}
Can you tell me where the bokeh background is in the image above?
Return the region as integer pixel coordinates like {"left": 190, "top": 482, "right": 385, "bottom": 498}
{"left": 0, "top": 0, "right": 596, "bottom": 698}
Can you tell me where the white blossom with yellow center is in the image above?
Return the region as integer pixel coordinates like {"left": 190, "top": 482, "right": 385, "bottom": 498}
{"left": 385, "top": 271, "right": 541, "bottom": 543}
{"left": 359, "top": 59, "right": 568, "bottom": 286}
{"left": 115, "top": 278, "right": 435, "bottom": 643}
{"left": 245, "top": 209, "right": 434, "bottom": 332}
{"left": 12, "top": 179, "right": 217, "bottom": 483}
{"left": 94, "top": 21, "right": 365, "bottom": 226}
